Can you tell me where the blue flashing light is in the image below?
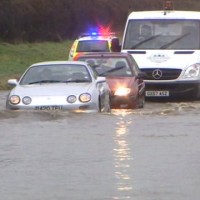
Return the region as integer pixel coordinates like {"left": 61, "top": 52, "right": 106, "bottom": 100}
{"left": 91, "top": 32, "right": 98, "bottom": 36}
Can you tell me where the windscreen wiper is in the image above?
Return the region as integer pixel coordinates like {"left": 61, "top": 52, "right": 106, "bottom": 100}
{"left": 28, "top": 79, "right": 90, "bottom": 84}
{"left": 160, "top": 33, "right": 190, "bottom": 49}
{"left": 131, "top": 34, "right": 161, "bottom": 49}
{"left": 28, "top": 80, "right": 62, "bottom": 84}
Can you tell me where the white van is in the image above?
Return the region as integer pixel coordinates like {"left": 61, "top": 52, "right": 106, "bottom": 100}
{"left": 121, "top": 4, "right": 200, "bottom": 99}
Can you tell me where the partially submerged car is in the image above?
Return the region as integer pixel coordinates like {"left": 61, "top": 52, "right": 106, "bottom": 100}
{"left": 77, "top": 52, "right": 146, "bottom": 109}
{"left": 6, "top": 61, "right": 111, "bottom": 112}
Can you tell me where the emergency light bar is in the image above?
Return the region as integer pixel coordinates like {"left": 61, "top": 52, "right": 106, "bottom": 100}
{"left": 79, "top": 25, "right": 116, "bottom": 38}
{"left": 79, "top": 32, "right": 116, "bottom": 38}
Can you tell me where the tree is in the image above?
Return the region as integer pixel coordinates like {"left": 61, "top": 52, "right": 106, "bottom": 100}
{"left": 0, "top": 0, "right": 200, "bottom": 42}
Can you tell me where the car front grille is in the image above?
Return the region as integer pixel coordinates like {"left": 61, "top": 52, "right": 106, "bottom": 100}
{"left": 141, "top": 68, "right": 182, "bottom": 80}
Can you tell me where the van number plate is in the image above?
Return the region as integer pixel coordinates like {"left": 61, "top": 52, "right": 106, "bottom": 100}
{"left": 145, "top": 91, "right": 169, "bottom": 97}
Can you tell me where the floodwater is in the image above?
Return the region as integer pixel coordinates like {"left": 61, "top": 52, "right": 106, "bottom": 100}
{"left": 1, "top": 90, "right": 200, "bottom": 200}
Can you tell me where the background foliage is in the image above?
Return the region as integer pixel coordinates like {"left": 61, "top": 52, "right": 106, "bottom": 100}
{"left": 0, "top": 0, "right": 200, "bottom": 42}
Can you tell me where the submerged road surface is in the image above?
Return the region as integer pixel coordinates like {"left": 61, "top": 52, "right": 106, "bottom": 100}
{"left": 0, "top": 91, "right": 200, "bottom": 200}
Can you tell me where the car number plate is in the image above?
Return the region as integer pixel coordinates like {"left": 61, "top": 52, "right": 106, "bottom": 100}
{"left": 145, "top": 91, "right": 169, "bottom": 97}
{"left": 35, "top": 106, "right": 63, "bottom": 110}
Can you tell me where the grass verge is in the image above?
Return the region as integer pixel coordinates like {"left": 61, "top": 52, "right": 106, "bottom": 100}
{"left": 0, "top": 41, "right": 73, "bottom": 90}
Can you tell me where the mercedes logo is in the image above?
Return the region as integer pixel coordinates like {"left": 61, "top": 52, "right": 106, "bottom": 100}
{"left": 152, "top": 69, "right": 163, "bottom": 79}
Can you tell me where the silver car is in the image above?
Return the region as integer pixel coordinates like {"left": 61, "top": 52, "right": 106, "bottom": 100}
{"left": 6, "top": 61, "right": 111, "bottom": 112}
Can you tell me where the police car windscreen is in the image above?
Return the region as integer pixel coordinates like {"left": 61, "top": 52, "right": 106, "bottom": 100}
{"left": 77, "top": 40, "right": 110, "bottom": 52}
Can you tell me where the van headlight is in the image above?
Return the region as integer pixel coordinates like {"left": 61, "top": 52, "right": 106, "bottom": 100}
{"left": 183, "top": 64, "right": 200, "bottom": 79}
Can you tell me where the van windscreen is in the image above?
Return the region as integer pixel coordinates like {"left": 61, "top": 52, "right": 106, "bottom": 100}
{"left": 123, "top": 19, "right": 200, "bottom": 50}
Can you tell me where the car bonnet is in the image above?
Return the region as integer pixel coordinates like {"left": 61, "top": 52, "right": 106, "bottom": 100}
{"left": 11, "top": 83, "right": 93, "bottom": 96}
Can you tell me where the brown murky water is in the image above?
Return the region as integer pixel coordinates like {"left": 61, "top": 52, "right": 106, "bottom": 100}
{"left": 1, "top": 91, "right": 200, "bottom": 200}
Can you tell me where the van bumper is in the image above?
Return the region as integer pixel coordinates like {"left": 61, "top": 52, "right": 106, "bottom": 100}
{"left": 144, "top": 80, "right": 200, "bottom": 100}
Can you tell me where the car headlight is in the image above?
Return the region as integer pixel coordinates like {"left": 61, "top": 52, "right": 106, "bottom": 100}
{"left": 67, "top": 95, "right": 77, "bottom": 103}
{"left": 183, "top": 63, "right": 200, "bottom": 78}
{"left": 9, "top": 95, "right": 20, "bottom": 105}
{"left": 79, "top": 93, "right": 91, "bottom": 102}
{"left": 114, "top": 87, "right": 131, "bottom": 96}
{"left": 22, "top": 96, "right": 32, "bottom": 105}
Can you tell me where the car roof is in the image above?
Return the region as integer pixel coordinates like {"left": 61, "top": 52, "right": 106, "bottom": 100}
{"left": 30, "top": 61, "right": 88, "bottom": 67}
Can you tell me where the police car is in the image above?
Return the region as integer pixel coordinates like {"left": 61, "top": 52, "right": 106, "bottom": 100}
{"left": 121, "top": 0, "right": 200, "bottom": 100}
{"left": 68, "top": 31, "right": 120, "bottom": 60}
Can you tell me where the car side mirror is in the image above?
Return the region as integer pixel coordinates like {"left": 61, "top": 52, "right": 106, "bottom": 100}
{"left": 111, "top": 38, "right": 121, "bottom": 52}
{"left": 8, "top": 79, "right": 18, "bottom": 86}
{"left": 96, "top": 76, "right": 106, "bottom": 83}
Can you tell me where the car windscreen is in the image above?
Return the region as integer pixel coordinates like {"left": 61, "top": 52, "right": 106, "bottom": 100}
{"left": 77, "top": 40, "right": 110, "bottom": 52}
{"left": 20, "top": 64, "right": 92, "bottom": 85}
{"left": 123, "top": 19, "right": 200, "bottom": 50}
{"left": 78, "top": 57, "right": 133, "bottom": 77}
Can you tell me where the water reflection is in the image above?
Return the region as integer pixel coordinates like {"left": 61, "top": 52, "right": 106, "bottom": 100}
{"left": 111, "top": 101, "right": 200, "bottom": 116}
{"left": 113, "top": 111, "right": 133, "bottom": 200}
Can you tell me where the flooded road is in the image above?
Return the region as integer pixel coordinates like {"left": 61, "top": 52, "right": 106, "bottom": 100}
{"left": 1, "top": 91, "right": 200, "bottom": 200}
